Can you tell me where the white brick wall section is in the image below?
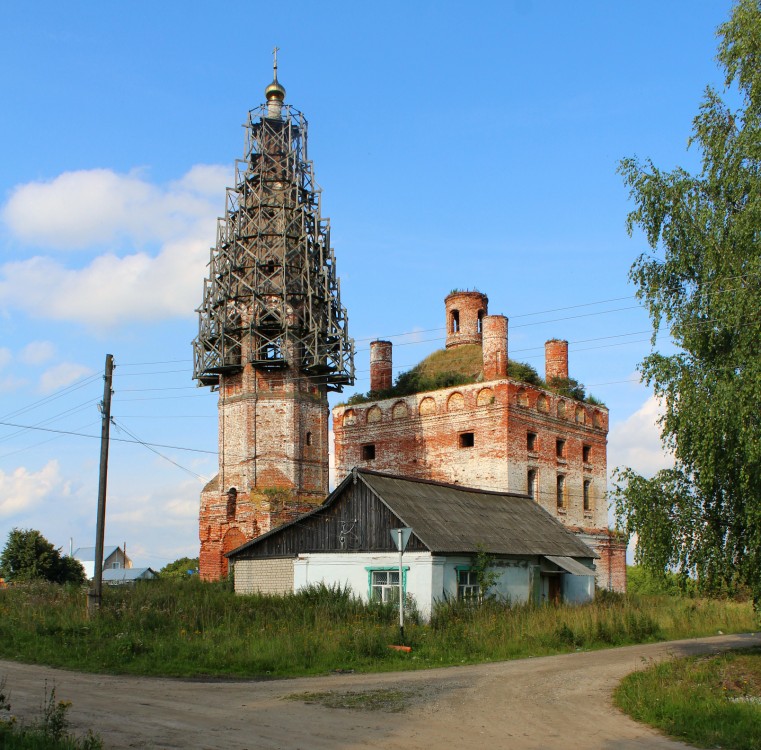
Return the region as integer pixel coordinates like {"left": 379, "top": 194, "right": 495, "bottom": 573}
{"left": 233, "top": 558, "right": 295, "bottom": 595}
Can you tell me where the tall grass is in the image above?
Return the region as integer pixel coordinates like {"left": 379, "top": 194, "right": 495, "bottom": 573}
{"left": 0, "top": 580, "right": 755, "bottom": 679}
{"left": 614, "top": 648, "right": 761, "bottom": 750}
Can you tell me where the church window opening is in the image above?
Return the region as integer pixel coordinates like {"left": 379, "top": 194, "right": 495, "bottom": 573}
{"left": 306, "top": 431, "right": 312, "bottom": 446}
{"left": 583, "top": 480, "right": 592, "bottom": 512}
{"left": 556, "top": 439, "right": 566, "bottom": 459}
{"left": 582, "top": 445, "right": 591, "bottom": 463}
{"left": 556, "top": 475, "right": 566, "bottom": 509}
{"left": 226, "top": 487, "right": 238, "bottom": 521}
{"left": 361, "top": 444, "right": 376, "bottom": 460}
{"left": 527, "top": 469, "right": 537, "bottom": 500}
{"left": 459, "top": 432, "right": 475, "bottom": 448}
{"left": 527, "top": 432, "right": 537, "bottom": 451}
{"left": 477, "top": 309, "right": 484, "bottom": 334}
{"left": 451, "top": 309, "right": 460, "bottom": 333}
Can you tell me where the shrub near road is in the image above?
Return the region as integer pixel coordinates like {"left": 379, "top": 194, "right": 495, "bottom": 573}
{"left": 0, "top": 580, "right": 755, "bottom": 679}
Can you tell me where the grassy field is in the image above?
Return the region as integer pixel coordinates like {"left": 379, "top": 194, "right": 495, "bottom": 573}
{"left": 614, "top": 647, "right": 761, "bottom": 750}
{"left": 0, "top": 579, "right": 755, "bottom": 679}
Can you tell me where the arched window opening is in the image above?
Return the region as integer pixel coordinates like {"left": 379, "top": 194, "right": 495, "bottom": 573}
{"left": 477, "top": 309, "right": 484, "bottom": 333}
{"left": 306, "top": 431, "right": 312, "bottom": 446}
{"left": 451, "top": 309, "right": 460, "bottom": 333}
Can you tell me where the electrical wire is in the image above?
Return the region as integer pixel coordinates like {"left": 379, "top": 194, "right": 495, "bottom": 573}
{"left": 110, "top": 418, "right": 209, "bottom": 482}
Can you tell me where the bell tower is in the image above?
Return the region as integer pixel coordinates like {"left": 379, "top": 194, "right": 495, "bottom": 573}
{"left": 193, "top": 54, "right": 354, "bottom": 579}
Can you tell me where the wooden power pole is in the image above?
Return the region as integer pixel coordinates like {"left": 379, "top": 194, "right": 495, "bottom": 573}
{"left": 88, "top": 353, "right": 114, "bottom": 616}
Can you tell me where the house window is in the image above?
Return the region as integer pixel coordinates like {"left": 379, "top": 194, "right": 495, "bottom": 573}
{"left": 361, "top": 444, "right": 376, "bottom": 460}
{"left": 556, "top": 439, "right": 566, "bottom": 459}
{"left": 583, "top": 480, "right": 592, "bottom": 512}
{"left": 370, "top": 570, "right": 400, "bottom": 602}
{"left": 527, "top": 432, "right": 537, "bottom": 451}
{"left": 111, "top": 562, "right": 121, "bottom": 569}
{"left": 557, "top": 475, "right": 566, "bottom": 509}
{"left": 582, "top": 445, "right": 591, "bottom": 463}
{"left": 527, "top": 469, "right": 537, "bottom": 500}
{"left": 458, "top": 569, "right": 479, "bottom": 600}
{"left": 459, "top": 432, "right": 475, "bottom": 448}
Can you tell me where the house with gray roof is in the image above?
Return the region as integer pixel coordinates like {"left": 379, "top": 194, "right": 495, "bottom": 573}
{"left": 72, "top": 545, "right": 131, "bottom": 580}
{"left": 226, "top": 469, "right": 598, "bottom": 615}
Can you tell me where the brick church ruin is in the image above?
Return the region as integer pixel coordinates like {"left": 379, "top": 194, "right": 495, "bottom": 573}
{"left": 193, "top": 61, "right": 626, "bottom": 590}
{"left": 333, "top": 291, "right": 626, "bottom": 591}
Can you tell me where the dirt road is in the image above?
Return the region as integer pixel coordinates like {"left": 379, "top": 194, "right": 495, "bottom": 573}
{"left": 1, "top": 633, "right": 758, "bottom": 750}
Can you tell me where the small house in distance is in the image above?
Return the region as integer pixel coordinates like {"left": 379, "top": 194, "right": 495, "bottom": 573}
{"left": 72, "top": 545, "right": 131, "bottom": 580}
{"left": 102, "top": 567, "right": 158, "bottom": 586}
{"left": 226, "top": 469, "right": 597, "bottom": 617}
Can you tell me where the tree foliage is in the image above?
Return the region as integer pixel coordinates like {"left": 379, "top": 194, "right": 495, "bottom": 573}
{"left": 614, "top": 0, "right": 761, "bottom": 604}
{"left": 0, "top": 528, "right": 86, "bottom": 585}
{"left": 159, "top": 557, "right": 199, "bottom": 579}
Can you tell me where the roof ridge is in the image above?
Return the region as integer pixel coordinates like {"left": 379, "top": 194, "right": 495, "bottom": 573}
{"left": 357, "top": 468, "right": 528, "bottom": 498}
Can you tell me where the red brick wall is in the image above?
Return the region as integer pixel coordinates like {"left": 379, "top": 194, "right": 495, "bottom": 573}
{"left": 333, "top": 374, "right": 626, "bottom": 592}
{"left": 199, "top": 362, "right": 329, "bottom": 580}
{"left": 445, "top": 291, "right": 488, "bottom": 348}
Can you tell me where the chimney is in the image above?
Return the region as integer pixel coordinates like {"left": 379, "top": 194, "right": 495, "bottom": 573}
{"left": 482, "top": 315, "right": 508, "bottom": 380}
{"left": 545, "top": 339, "right": 569, "bottom": 382}
{"left": 369, "top": 340, "right": 393, "bottom": 392}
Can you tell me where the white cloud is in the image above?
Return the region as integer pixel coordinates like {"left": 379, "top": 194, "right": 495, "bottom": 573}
{"left": 39, "top": 362, "right": 94, "bottom": 394}
{"left": 0, "top": 460, "right": 65, "bottom": 518}
{"left": 608, "top": 394, "right": 674, "bottom": 478}
{"left": 19, "top": 341, "right": 56, "bottom": 365}
{"left": 0, "top": 165, "right": 229, "bottom": 327}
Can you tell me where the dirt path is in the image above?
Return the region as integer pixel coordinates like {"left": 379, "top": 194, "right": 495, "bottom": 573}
{"left": 1, "top": 633, "right": 759, "bottom": 750}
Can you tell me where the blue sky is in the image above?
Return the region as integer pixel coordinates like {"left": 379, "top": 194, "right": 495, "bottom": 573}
{"left": 0, "top": 1, "right": 734, "bottom": 568}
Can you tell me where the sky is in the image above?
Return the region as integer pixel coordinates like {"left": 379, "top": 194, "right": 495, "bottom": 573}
{"left": 0, "top": 1, "right": 736, "bottom": 570}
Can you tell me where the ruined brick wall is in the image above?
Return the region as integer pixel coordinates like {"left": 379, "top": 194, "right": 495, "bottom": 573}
{"left": 334, "top": 379, "right": 608, "bottom": 527}
{"left": 233, "top": 557, "right": 295, "bottom": 595}
{"left": 199, "top": 363, "right": 329, "bottom": 581}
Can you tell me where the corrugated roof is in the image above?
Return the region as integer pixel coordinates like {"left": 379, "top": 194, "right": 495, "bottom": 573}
{"left": 102, "top": 567, "right": 156, "bottom": 582}
{"left": 359, "top": 471, "right": 597, "bottom": 558}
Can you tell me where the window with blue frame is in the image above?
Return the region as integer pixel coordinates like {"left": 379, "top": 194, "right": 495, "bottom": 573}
{"left": 457, "top": 568, "right": 479, "bottom": 600}
{"left": 367, "top": 566, "right": 408, "bottom": 603}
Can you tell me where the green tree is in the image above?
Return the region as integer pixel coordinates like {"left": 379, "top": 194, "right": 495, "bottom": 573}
{"left": 614, "top": 0, "right": 761, "bottom": 605}
{"left": 0, "top": 528, "right": 86, "bottom": 585}
{"left": 159, "top": 556, "right": 199, "bottom": 579}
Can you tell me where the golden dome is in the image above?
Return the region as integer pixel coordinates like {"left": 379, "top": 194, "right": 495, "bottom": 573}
{"left": 265, "top": 78, "right": 286, "bottom": 101}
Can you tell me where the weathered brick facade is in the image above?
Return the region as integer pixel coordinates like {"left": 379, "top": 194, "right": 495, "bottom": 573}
{"left": 199, "top": 366, "right": 329, "bottom": 580}
{"left": 333, "top": 292, "right": 627, "bottom": 592}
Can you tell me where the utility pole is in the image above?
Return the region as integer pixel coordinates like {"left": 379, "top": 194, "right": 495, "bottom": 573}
{"left": 88, "top": 354, "right": 114, "bottom": 616}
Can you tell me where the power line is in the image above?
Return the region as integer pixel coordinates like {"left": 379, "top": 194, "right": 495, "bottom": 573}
{"left": 111, "top": 418, "right": 209, "bottom": 482}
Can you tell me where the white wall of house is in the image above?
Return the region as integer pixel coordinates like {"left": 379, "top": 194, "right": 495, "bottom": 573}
{"left": 294, "top": 551, "right": 438, "bottom": 617}
{"left": 236, "top": 551, "right": 594, "bottom": 615}
{"left": 561, "top": 572, "right": 595, "bottom": 603}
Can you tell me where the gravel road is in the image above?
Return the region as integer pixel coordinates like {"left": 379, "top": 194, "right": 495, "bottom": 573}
{"left": 1, "top": 632, "right": 758, "bottom": 750}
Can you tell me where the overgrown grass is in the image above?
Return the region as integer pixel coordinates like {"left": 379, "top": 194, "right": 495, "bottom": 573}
{"left": 0, "top": 678, "right": 102, "bottom": 749}
{"left": 0, "top": 580, "right": 755, "bottom": 679}
{"left": 614, "top": 647, "right": 761, "bottom": 750}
